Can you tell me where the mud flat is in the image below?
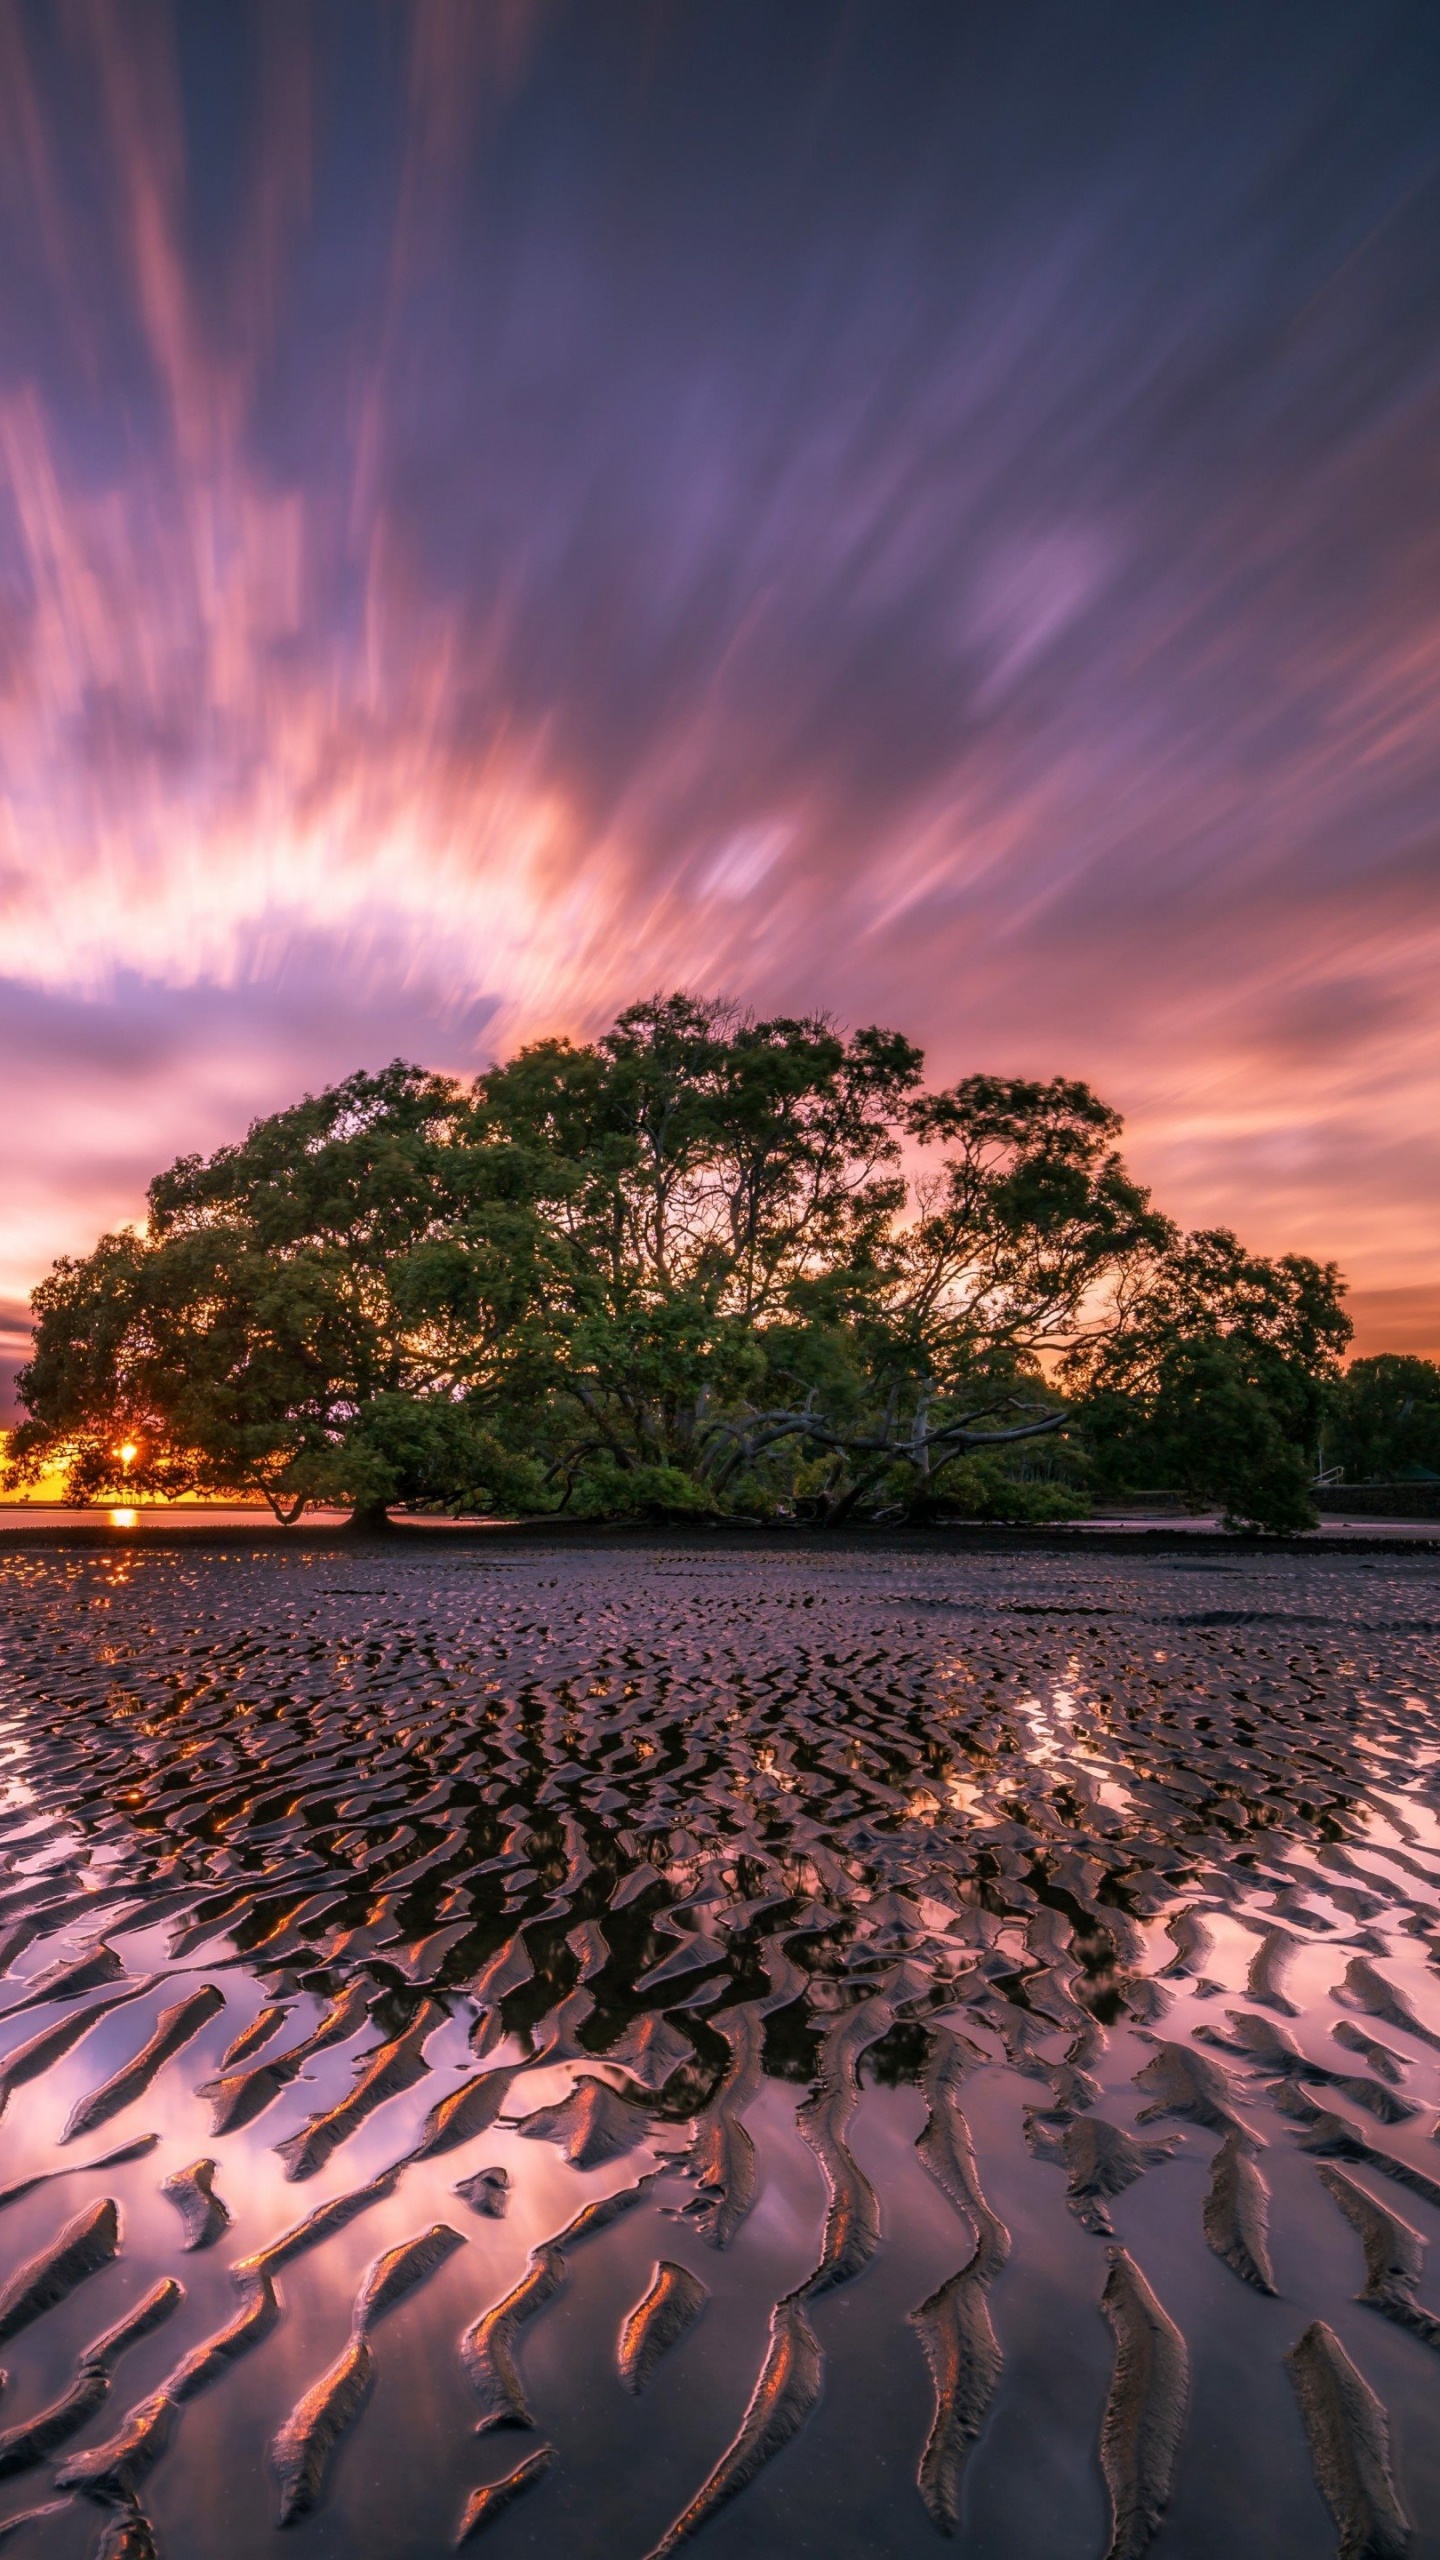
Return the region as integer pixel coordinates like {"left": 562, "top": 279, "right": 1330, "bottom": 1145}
{"left": 0, "top": 1540, "right": 1435, "bottom": 2556}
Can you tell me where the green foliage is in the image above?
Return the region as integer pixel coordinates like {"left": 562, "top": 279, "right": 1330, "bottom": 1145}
{"left": 7, "top": 1064, "right": 568, "bottom": 1520}
{"left": 6, "top": 996, "right": 1352, "bottom": 1529}
{"left": 564, "top": 1458, "right": 718, "bottom": 1520}
{"left": 905, "top": 1453, "right": 1088, "bottom": 1525}
{"left": 1069, "top": 1229, "right": 1350, "bottom": 1531}
{"left": 1144, "top": 1339, "right": 1319, "bottom": 1533}
{"left": 901, "top": 1074, "right": 1170, "bottom": 1378}
{"left": 1327, "top": 1355, "right": 1440, "bottom": 1483}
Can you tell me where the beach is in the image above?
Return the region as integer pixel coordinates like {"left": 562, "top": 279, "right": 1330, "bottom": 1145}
{"left": 0, "top": 1539, "right": 1435, "bottom": 2557}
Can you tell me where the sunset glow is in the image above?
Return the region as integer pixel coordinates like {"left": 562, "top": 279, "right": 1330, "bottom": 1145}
{"left": 2, "top": 2, "right": 1438, "bottom": 1411}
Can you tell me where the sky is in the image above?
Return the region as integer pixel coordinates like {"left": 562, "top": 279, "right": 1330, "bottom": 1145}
{"left": 2, "top": 0, "right": 1439, "bottom": 1414}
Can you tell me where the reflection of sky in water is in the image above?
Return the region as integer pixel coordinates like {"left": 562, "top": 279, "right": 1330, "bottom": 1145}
{"left": 0, "top": 1548, "right": 1437, "bottom": 2554}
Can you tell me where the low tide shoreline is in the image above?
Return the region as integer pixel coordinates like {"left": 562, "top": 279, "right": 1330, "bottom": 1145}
{"left": 0, "top": 1509, "right": 1436, "bottom": 1556}
{"left": 0, "top": 1539, "right": 1437, "bottom": 2554}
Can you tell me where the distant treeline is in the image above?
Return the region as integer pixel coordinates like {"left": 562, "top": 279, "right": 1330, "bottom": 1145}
{"left": 8, "top": 994, "right": 1433, "bottom": 1533}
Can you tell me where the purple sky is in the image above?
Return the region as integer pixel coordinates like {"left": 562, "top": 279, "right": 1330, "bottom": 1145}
{"left": 2, "top": 0, "right": 1439, "bottom": 1412}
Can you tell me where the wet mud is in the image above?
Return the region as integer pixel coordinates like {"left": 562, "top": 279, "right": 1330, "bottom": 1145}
{"left": 0, "top": 1540, "right": 1434, "bottom": 2554}
{"left": 618, "top": 2260, "right": 708, "bottom": 2394}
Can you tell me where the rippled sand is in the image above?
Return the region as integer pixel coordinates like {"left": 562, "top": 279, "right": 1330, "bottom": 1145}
{"left": 0, "top": 1539, "right": 1437, "bottom": 2559}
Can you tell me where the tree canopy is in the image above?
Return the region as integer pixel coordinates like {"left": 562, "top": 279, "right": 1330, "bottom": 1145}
{"left": 7, "top": 994, "right": 1353, "bottom": 1532}
{"left": 1326, "top": 1354, "right": 1440, "bottom": 1485}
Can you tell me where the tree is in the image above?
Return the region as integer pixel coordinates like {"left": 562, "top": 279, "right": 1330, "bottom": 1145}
{"left": 1069, "top": 1228, "right": 1351, "bottom": 1531}
{"left": 6, "top": 997, "right": 1352, "bottom": 1531}
{"left": 7, "top": 1064, "right": 567, "bottom": 1525}
{"left": 683, "top": 1070, "right": 1168, "bottom": 1520}
{"left": 472, "top": 1010, "right": 1167, "bottom": 1517}
{"left": 473, "top": 997, "right": 937, "bottom": 1508}
{"left": 476, "top": 995, "right": 919, "bottom": 1311}
{"left": 1327, "top": 1355, "right": 1440, "bottom": 1483}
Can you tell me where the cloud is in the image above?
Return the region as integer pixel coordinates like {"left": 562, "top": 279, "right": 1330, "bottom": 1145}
{"left": 1345, "top": 1289, "right": 1440, "bottom": 1361}
{"left": 0, "top": 0, "right": 1436, "bottom": 1374}
{"left": 0, "top": 956, "right": 501, "bottom": 1328}
{"left": 965, "top": 530, "right": 1115, "bottom": 701}
{"left": 699, "top": 824, "right": 792, "bottom": 902}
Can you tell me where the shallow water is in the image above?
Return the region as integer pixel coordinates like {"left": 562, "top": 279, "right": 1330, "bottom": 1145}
{"left": 0, "top": 1541, "right": 1436, "bottom": 2558}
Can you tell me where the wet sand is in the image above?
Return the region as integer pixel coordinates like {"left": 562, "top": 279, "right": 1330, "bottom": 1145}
{"left": 0, "top": 1540, "right": 1436, "bottom": 2557}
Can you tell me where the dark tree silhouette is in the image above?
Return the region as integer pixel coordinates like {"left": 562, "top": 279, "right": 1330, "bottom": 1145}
{"left": 6, "top": 997, "right": 1351, "bottom": 1532}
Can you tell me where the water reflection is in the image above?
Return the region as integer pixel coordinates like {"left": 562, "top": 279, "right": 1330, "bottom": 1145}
{"left": 0, "top": 1544, "right": 1434, "bottom": 2555}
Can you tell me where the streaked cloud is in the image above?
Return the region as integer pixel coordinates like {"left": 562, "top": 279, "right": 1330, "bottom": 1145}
{"left": 0, "top": 0, "right": 1437, "bottom": 1405}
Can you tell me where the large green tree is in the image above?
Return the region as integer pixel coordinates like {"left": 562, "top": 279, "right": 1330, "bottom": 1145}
{"left": 473, "top": 997, "right": 932, "bottom": 1509}
{"left": 6, "top": 995, "right": 1352, "bottom": 1531}
{"left": 684, "top": 1067, "right": 1168, "bottom": 1520}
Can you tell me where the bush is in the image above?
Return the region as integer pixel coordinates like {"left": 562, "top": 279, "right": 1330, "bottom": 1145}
{"left": 565, "top": 1457, "right": 717, "bottom": 1520}
{"left": 1154, "top": 1342, "right": 1316, "bottom": 1533}
{"left": 927, "top": 1454, "right": 1088, "bottom": 1524}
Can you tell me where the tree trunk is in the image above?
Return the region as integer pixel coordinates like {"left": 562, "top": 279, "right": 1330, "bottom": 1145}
{"left": 345, "top": 1499, "right": 392, "bottom": 1533}
{"left": 822, "top": 1477, "right": 867, "bottom": 1528}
